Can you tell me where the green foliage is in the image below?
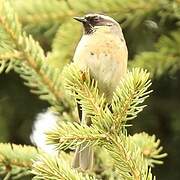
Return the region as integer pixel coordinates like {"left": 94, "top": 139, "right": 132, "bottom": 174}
{"left": 47, "top": 121, "right": 105, "bottom": 150}
{"left": 9, "top": 0, "right": 179, "bottom": 72}
{"left": 32, "top": 154, "right": 96, "bottom": 180}
{"left": 130, "top": 31, "right": 180, "bottom": 77}
{"left": 130, "top": 133, "right": 167, "bottom": 167}
{"left": 103, "top": 134, "right": 152, "bottom": 180}
{"left": 63, "top": 64, "right": 152, "bottom": 133}
{"left": 111, "top": 68, "right": 152, "bottom": 128}
{"left": 0, "top": 0, "right": 175, "bottom": 179}
{"left": 45, "top": 64, "right": 166, "bottom": 179}
{"left": 11, "top": 0, "right": 180, "bottom": 27}
{"left": 0, "top": 0, "right": 72, "bottom": 114}
{"left": 11, "top": 0, "right": 73, "bottom": 25}
{"left": 94, "top": 132, "right": 167, "bottom": 179}
{"left": 46, "top": 20, "right": 81, "bottom": 70}
{"left": 0, "top": 143, "right": 39, "bottom": 179}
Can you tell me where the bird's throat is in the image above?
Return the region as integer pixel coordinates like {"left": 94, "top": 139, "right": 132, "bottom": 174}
{"left": 83, "top": 23, "right": 95, "bottom": 34}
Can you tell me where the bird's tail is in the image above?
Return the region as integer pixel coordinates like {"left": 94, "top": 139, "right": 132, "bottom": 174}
{"left": 72, "top": 143, "right": 94, "bottom": 171}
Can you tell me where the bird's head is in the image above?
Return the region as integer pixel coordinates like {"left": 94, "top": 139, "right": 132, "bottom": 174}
{"left": 74, "top": 13, "right": 121, "bottom": 34}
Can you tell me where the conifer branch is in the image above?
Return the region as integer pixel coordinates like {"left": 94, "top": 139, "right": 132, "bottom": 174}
{"left": 12, "top": 0, "right": 75, "bottom": 25}
{"left": 112, "top": 68, "right": 152, "bottom": 130}
{"left": 0, "top": 143, "right": 40, "bottom": 179}
{"left": 46, "top": 20, "right": 81, "bottom": 70}
{"left": 104, "top": 134, "right": 152, "bottom": 180}
{"left": 0, "top": 51, "right": 22, "bottom": 73}
{"left": 130, "top": 133, "right": 167, "bottom": 167}
{"left": 32, "top": 154, "right": 96, "bottom": 180}
{"left": 130, "top": 31, "right": 180, "bottom": 77}
{"left": 0, "top": 59, "right": 18, "bottom": 74}
{"left": 46, "top": 121, "right": 106, "bottom": 150}
{"left": 12, "top": 0, "right": 179, "bottom": 27}
{"left": 0, "top": 143, "right": 38, "bottom": 168}
{"left": 64, "top": 64, "right": 152, "bottom": 133}
{"left": 53, "top": 64, "right": 161, "bottom": 179}
{"left": 63, "top": 64, "right": 114, "bottom": 132}
{"left": 0, "top": 0, "right": 71, "bottom": 113}
{"left": 0, "top": 51, "right": 22, "bottom": 60}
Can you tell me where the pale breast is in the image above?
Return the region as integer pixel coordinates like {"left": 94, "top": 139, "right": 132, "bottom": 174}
{"left": 73, "top": 29, "right": 128, "bottom": 101}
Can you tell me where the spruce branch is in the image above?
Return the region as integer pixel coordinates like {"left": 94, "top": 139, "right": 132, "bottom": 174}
{"left": 0, "top": 51, "right": 22, "bottom": 73}
{"left": 46, "top": 121, "right": 106, "bottom": 150}
{"left": 47, "top": 20, "right": 81, "bottom": 70}
{"left": 0, "top": 143, "right": 40, "bottom": 179}
{"left": 112, "top": 68, "right": 152, "bottom": 130}
{"left": 32, "top": 154, "right": 96, "bottom": 180}
{"left": 58, "top": 64, "right": 159, "bottom": 179}
{"left": 63, "top": 64, "right": 114, "bottom": 132}
{"left": 0, "top": 0, "right": 72, "bottom": 113}
{"left": 104, "top": 134, "right": 153, "bottom": 180}
{"left": 64, "top": 64, "right": 152, "bottom": 133}
{"left": 0, "top": 59, "right": 18, "bottom": 74}
{"left": 11, "top": 0, "right": 75, "bottom": 25}
{"left": 0, "top": 51, "right": 22, "bottom": 60}
{"left": 130, "top": 31, "right": 180, "bottom": 77}
{"left": 11, "top": 0, "right": 179, "bottom": 28}
{"left": 130, "top": 133, "right": 167, "bottom": 167}
{"left": 0, "top": 143, "right": 39, "bottom": 169}
{"left": 103, "top": 132, "right": 166, "bottom": 179}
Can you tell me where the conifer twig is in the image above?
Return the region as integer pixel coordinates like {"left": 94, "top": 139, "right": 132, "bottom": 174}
{"left": 0, "top": 143, "right": 40, "bottom": 172}
{"left": 0, "top": 0, "right": 72, "bottom": 113}
{"left": 32, "top": 154, "right": 96, "bottom": 180}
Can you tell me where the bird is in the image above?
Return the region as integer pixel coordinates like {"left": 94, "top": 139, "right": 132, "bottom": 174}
{"left": 72, "top": 13, "right": 128, "bottom": 171}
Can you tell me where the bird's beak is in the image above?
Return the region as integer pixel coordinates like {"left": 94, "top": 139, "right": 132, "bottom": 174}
{"left": 73, "top": 16, "right": 87, "bottom": 23}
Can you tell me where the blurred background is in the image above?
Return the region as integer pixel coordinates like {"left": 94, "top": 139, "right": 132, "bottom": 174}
{"left": 0, "top": 0, "right": 179, "bottom": 179}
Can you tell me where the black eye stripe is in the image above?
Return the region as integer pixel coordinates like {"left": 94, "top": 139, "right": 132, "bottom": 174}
{"left": 93, "top": 16, "right": 100, "bottom": 20}
{"left": 86, "top": 16, "right": 100, "bottom": 22}
{"left": 88, "top": 16, "right": 112, "bottom": 22}
{"left": 84, "top": 15, "right": 116, "bottom": 28}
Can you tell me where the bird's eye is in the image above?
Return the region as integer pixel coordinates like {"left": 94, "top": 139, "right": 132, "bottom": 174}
{"left": 93, "top": 16, "right": 100, "bottom": 22}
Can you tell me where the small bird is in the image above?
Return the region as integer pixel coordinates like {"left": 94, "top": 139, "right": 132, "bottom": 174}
{"left": 72, "top": 13, "right": 128, "bottom": 171}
